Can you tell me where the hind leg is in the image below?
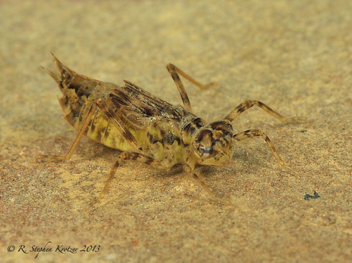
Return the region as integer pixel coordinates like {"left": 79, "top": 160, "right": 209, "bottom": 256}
{"left": 36, "top": 103, "right": 97, "bottom": 161}
{"left": 88, "top": 152, "right": 161, "bottom": 207}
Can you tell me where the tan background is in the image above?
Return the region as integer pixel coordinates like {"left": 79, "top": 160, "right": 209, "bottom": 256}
{"left": 1, "top": 0, "right": 351, "bottom": 262}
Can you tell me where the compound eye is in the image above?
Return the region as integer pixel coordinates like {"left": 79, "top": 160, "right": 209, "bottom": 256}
{"left": 210, "top": 121, "right": 233, "bottom": 136}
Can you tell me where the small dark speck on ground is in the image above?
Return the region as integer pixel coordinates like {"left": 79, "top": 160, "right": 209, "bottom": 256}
{"left": 304, "top": 191, "right": 320, "bottom": 200}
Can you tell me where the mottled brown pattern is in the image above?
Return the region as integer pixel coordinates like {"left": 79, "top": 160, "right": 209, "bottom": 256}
{"left": 37, "top": 54, "right": 305, "bottom": 206}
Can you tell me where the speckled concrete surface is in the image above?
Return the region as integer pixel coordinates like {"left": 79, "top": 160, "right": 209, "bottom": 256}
{"left": 1, "top": 0, "right": 352, "bottom": 262}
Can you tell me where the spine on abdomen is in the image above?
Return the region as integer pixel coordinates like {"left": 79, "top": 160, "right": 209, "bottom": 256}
{"left": 44, "top": 54, "right": 100, "bottom": 130}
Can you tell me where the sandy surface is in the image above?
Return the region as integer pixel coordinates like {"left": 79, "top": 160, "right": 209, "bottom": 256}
{"left": 1, "top": 0, "right": 351, "bottom": 262}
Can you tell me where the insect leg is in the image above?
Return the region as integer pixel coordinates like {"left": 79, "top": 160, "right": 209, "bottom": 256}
{"left": 233, "top": 129, "right": 299, "bottom": 176}
{"left": 224, "top": 99, "right": 306, "bottom": 123}
{"left": 36, "top": 103, "right": 97, "bottom": 161}
{"left": 88, "top": 152, "right": 159, "bottom": 207}
{"left": 183, "top": 165, "right": 232, "bottom": 205}
{"left": 166, "top": 64, "right": 218, "bottom": 112}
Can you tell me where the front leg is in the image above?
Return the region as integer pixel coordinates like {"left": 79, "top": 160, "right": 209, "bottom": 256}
{"left": 183, "top": 164, "right": 232, "bottom": 205}
{"left": 233, "top": 129, "right": 298, "bottom": 176}
{"left": 224, "top": 99, "right": 306, "bottom": 123}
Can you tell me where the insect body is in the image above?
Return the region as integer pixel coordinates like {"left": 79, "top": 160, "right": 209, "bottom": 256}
{"left": 38, "top": 53, "right": 304, "bottom": 206}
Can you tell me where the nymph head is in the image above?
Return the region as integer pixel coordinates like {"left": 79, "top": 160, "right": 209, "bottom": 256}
{"left": 191, "top": 120, "right": 234, "bottom": 166}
